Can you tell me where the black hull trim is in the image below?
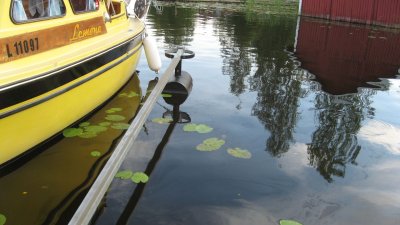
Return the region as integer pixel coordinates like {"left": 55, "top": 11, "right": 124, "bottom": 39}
{"left": 0, "top": 31, "right": 144, "bottom": 119}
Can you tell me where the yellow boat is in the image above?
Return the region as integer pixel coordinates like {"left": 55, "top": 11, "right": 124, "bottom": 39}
{"left": 0, "top": 0, "right": 153, "bottom": 166}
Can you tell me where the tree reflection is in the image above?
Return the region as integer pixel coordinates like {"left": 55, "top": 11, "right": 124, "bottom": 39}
{"left": 307, "top": 91, "right": 375, "bottom": 182}
{"left": 217, "top": 14, "right": 255, "bottom": 96}
{"left": 216, "top": 14, "right": 302, "bottom": 156}
{"left": 252, "top": 67, "right": 304, "bottom": 156}
{"left": 148, "top": 5, "right": 196, "bottom": 47}
{"left": 213, "top": 11, "right": 389, "bottom": 182}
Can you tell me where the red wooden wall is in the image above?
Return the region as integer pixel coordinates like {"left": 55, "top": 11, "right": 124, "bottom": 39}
{"left": 300, "top": 0, "right": 400, "bottom": 28}
{"left": 294, "top": 18, "right": 400, "bottom": 95}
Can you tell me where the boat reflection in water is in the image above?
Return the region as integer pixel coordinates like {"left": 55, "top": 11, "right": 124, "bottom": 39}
{"left": 0, "top": 74, "right": 142, "bottom": 225}
{"left": 294, "top": 17, "right": 400, "bottom": 95}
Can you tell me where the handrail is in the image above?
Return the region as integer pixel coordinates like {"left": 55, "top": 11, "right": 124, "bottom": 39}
{"left": 68, "top": 49, "right": 184, "bottom": 225}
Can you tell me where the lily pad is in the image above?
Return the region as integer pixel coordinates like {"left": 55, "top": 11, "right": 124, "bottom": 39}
{"left": 196, "top": 124, "right": 213, "bottom": 133}
{"left": 106, "top": 107, "right": 123, "bottom": 114}
{"left": 105, "top": 115, "right": 126, "bottom": 122}
{"left": 63, "top": 128, "right": 83, "bottom": 137}
{"left": 131, "top": 172, "right": 149, "bottom": 184}
{"left": 0, "top": 214, "right": 6, "bottom": 225}
{"left": 110, "top": 107, "right": 122, "bottom": 111}
{"left": 99, "top": 122, "right": 111, "bottom": 127}
{"left": 115, "top": 170, "right": 133, "bottom": 180}
{"left": 111, "top": 122, "right": 130, "bottom": 130}
{"left": 79, "top": 122, "right": 90, "bottom": 127}
{"left": 183, "top": 123, "right": 198, "bottom": 132}
{"left": 279, "top": 219, "right": 303, "bottom": 225}
{"left": 119, "top": 91, "right": 139, "bottom": 98}
{"left": 152, "top": 117, "right": 172, "bottom": 124}
{"left": 78, "top": 132, "right": 97, "bottom": 138}
{"left": 183, "top": 123, "right": 213, "bottom": 133}
{"left": 196, "top": 138, "right": 225, "bottom": 151}
{"left": 84, "top": 125, "right": 108, "bottom": 133}
{"left": 90, "top": 151, "right": 101, "bottom": 157}
{"left": 203, "top": 137, "right": 225, "bottom": 146}
{"left": 161, "top": 93, "right": 172, "bottom": 98}
{"left": 227, "top": 148, "right": 252, "bottom": 159}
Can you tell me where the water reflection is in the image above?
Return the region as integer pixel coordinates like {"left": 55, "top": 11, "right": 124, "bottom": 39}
{"left": 214, "top": 13, "right": 400, "bottom": 182}
{"left": 294, "top": 18, "right": 400, "bottom": 95}
{"left": 215, "top": 14, "right": 303, "bottom": 156}
{"left": 148, "top": 5, "right": 197, "bottom": 48}
{"left": 292, "top": 18, "right": 400, "bottom": 181}
{"left": 95, "top": 5, "right": 400, "bottom": 225}
{"left": 307, "top": 93, "right": 373, "bottom": 182}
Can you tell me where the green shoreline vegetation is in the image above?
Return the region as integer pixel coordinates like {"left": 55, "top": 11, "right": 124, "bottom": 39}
{"left": 156, "top": 0, "right": 299, "bottom": 15}
{"left": 245, "top": 0, "right": 299, "bottom": 15}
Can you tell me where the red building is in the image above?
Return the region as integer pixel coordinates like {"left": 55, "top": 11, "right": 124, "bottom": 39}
{"left": 299, "top": 0, "right": 400, "bottom": 28}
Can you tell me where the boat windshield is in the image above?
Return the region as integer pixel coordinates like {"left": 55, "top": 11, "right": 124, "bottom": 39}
{"left": 11, "top": 0, "right": 65, "bottom": 23}
{"left": 11, "top": 0, "right": 99, "bottom": 23}
{"left": 69, "top": 0, "right": 98, "bottom": 13}
{"left": 11, "top": 0, "right": 66, "bottom": 22}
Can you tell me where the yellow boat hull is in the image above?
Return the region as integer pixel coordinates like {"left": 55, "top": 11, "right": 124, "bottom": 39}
{"left": 0, "top": 0, "right": 146, "bottom": 166}
{"left": 0, "top": 46, "right": 142, "bottom": 165}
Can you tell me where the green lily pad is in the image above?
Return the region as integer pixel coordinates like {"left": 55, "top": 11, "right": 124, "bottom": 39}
{"left": 79, "top": 122, "right": 90, "bottom": 127}
{"left": 90, "top": 151, "right": 101, "bottom": 157}
{"left": 196, "top": 138, "right": 225, "bottom": 151}
{"left": 131, "top": 172, "right": 149, "bottom": 184}
{"left": 152, "top": 117, "right": 172, "bottom": 124}
{"left": 196, "top": 124, "right": 213, "bottom": 133}
{"left": 78, "top": 131, "right": 98, "bottom": 138}
{"left": 115, "top": 170, "right": 133, "bottom": 179}
{"left": 63, "top": 128, "right": 83, "bottom": 137}
{"left": 183, "top": 123, "right": 198, "bottom": 132}
{"left": 106, "top": 107, "right": 123, "bottom": 114}
{"left": 119, "top": 91, "right": 139, "bottom": 98}
{"left": 84, "top": 125, "right": 108, "bottom": 133}
{"left": 161, "top": 93, "right": 172, "bottom": 98}
{"left": 110, "top": 107, "right": 122, "bottom": 111}
{"left": 0, "top": 214, "right": 6, "bottom": 225}
{"left": 105, "top": 115, "right": 126, "bottom": 122}
{"left": 279, "top": 219, "right": 303, "bottom": 225}
{"left": 111, "top": 122, "right": 130, "bottom": 130}
{"left": 227, "top": 148, "right": 252, "bottom": 159}
{"left": 128, "top": 91, "right": 140, "bottom": 97}
{"left": 203, "top": 137, "right": 225, "bottom": 146}
{"left": 183, "top": 123, "right": 213, "bottom": 133}
{"left": 99, "top": 122, "right": 111, "bottom": 127}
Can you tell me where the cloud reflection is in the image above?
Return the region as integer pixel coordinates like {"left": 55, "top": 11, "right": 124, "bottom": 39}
{"left": 179, "top": 200, "right": 277, "bottom": 225}
{"left": 359, "top": 120, "right": 400, "bottom": 155}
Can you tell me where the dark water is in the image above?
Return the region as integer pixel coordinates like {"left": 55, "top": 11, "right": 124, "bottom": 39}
{"left": 93, "top": 4, "right": 400, "bottom": 225}
{"left": 1, "top": 3, "right": 400, "bottom": 225}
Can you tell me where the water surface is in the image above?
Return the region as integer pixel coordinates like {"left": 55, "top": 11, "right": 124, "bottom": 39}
{"left": 94, "top": 4, "right": 400, "bottom": 225}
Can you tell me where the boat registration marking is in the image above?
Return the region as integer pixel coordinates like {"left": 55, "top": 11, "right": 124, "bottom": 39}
{"left": 5, "top": 38, "right": 39, "bottom": 58}
{"left": 0, "top": 17, "right": 107, "bottom": 64}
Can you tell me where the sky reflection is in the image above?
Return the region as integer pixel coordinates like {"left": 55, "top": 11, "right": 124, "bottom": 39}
{"left": 95, "top": 4, "right": 400, "bottom": 225}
